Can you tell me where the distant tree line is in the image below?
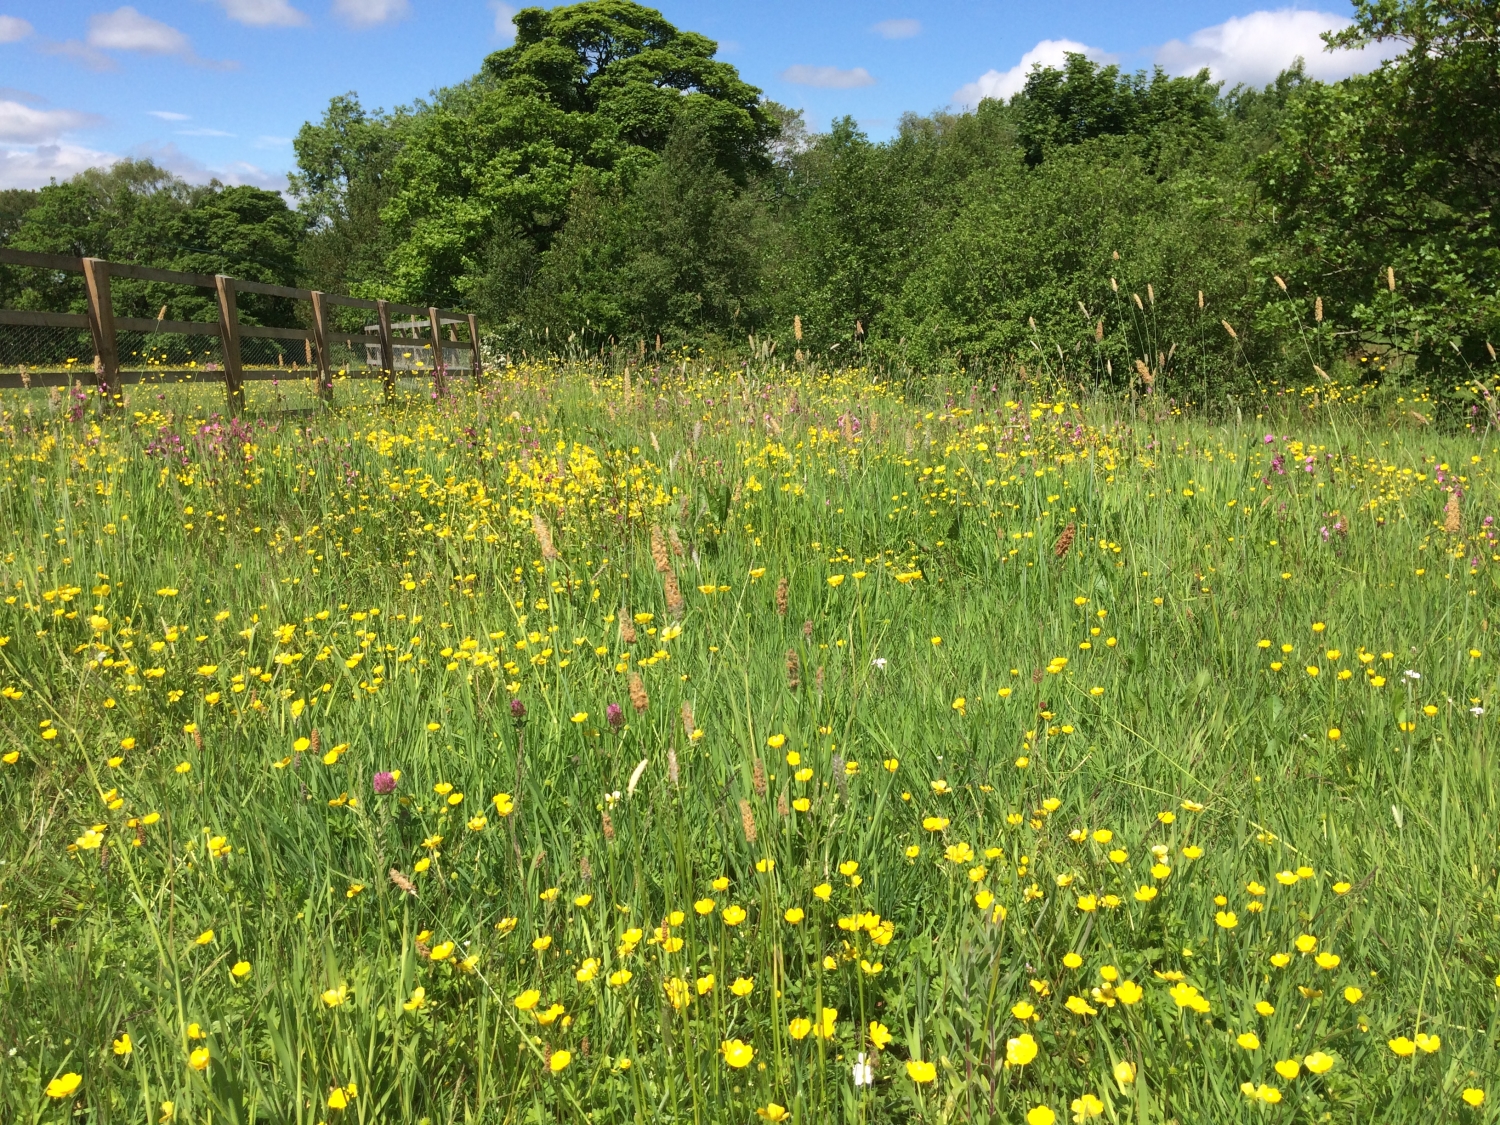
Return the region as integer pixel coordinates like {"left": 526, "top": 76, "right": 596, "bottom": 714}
{"left": 1, "top": 0, "right": 1495, "bottom": 404}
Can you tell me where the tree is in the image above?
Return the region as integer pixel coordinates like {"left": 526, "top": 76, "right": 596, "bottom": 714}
{"left": 353, "top": 0, "right": 775, "bottom": 309}
{"left": 1256, "top": 0, "right": 1500, "bottom": 383}
{"left": 1013, "top": 54, "right": 1222, "bottom": 167}
{"left": 6, "top": 161, "right": 302, "bottom": 325}
{"left": 290, "top": 95, "right": 408, "bottom": 303}
{"left": 0, "top": 187, "right": 39, "bottom": 309}
{"left": 525, "top": 114, "right": 766, "bottom": 345}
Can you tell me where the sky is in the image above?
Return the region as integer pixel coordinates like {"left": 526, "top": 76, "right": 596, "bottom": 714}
{"left": 0, "top": 1, "right": 1394, "bottom": 193}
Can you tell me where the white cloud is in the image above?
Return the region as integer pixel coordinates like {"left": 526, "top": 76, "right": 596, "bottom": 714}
{"left": 490, "top": 1, "right": 517, "bottom": 40}
{"left": 41, "top": 39, "right": 117, "bottom": 71}
{"left": 332, "top": 0, "right": 410, "bottom": 27}
{"left": 255, "top": 134, "right": 292, "bottom": 147}
{"left": 872, "top": 18, "right": 920, "bottom": 40}
{"left": 133, "top": 141, "right": 286, "bottom": 191}
{"left": 88, "top": 7, "right": 191, "bottom": 55}
{"left": 149, "top": 110, "right": 191, "bottom": 121}
{"left": 781, "top": 65, "right": 876, "bottom": 90}
{"left": 1156, "top": 8, "right": 1395, "bottom": 86}
{"left": 0, "top": 142, "right": 120, "bottom": 188}
{"left": 217, "top": 0, "right": 308, "bottom": 28}
{"left": 177, "top": 127, "right": 235, "bottom": 137}
{"left": 65, "top": 7, "right": 234, "bottom": 69}
{"left": 0, "top": 133, "right": 291, "bottom": 192}
{"left": 0, "top": 100, "right": 101, "bottom": 144}
{"left": 954, "top": 39, "right": 1114, "bottom": 108}
{"left": 0, "top": 14, "right": 34, "bottom": 42}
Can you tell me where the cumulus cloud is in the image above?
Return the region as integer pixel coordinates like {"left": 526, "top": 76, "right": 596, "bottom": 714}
{"left": 781, "top": 65, "right": 877, "bottom": 89}
{"left": 216, "top": 0, "right": 308, "bottom": 28}
{"left": 954, "top": 39, "right": 1115, "bottom": 108}
{"left": 0, "top": 14, "right": 34, "bottom": 43}
{"left": 88, "top": 6, "right": 192, "bottom": 54}
{"left": 491, "top": 1, "right": 517, "bottom": 40}
{"left": 0, "top": 96, "right": 112, "bottom": 189}
{"left": 871, "top": 18, "right": 920, "bottom": 40}
{"left": 43, "top": 7, "right": 226, "bottom": 69}
{"left": 1156, "top": 8, "right": 1395, "bottom": 86}
{"left": 0, "top": 142, "right": 120, "bottom": 189}
{"left": 332, "top": 0, "right": 410, "bottom": 28}
{"left": 132, "top": 141, "right": 286, "bottom": 191}
{"left": 40, "top": 38, "right": 117, "bottom": 71}
{"left": 0, "top": 100, "right": 102, "bottom": 144}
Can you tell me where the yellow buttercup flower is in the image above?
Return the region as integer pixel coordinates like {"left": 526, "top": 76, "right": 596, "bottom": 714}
{"left": 720, "top": 1039, "right": 754, "bottom": 1068}
{"left": 1006, "top": 1033, "right": 1038, "bottom": 1066}
{"left": 47, "top": 1072, "right": 83, "bottom": 1098}
{"left": 905, "top": 1058, "right": 936, "bottom": 1083}
{"left": 1071, "top": 1093, "right": 1104, "bottom": 1120}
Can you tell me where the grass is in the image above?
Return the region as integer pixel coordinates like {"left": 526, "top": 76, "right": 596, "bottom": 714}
{"left": 0, "top": 362, "right": 1497, "bottom": 1124}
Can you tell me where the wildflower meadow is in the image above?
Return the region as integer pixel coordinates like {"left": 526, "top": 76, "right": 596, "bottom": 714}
{"left": 1, "top": 365, "right": 1497, "bottom": 1124}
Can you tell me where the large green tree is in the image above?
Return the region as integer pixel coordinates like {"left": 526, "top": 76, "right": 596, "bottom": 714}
{"left": 4, "top": 161, "right": 303, "bottom": 326}
{"left": 1013, "top": 53, "right": 1222, "bottom": 167}
{"left": 326, "top": 0, "right": 775, "bottom": 311}
{"left": 1255, "top": 0, "right": 1500, "bottom": 383}
{"left": 521, "top": 114, "right": 768, "bottom": 345}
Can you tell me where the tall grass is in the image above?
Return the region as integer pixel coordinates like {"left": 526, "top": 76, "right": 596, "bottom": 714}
{"left": 0, "top": 364, "right": 1496, "bottom": 1123}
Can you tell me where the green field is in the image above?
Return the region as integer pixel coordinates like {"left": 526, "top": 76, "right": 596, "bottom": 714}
{"left": 1, "top": 367, "right": 1497, "bottom": 1124}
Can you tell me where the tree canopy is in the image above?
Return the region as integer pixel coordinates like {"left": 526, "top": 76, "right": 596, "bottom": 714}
{"left": 2, "top": 161, "right": 303, "bottom": 326}
{"left": 3, "top": 0, "right": 1496, "bottom": 407}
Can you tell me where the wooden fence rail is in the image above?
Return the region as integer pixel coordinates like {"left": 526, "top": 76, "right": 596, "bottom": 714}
{"left": 0, "top": 248, "right": 483, "bottom": 412}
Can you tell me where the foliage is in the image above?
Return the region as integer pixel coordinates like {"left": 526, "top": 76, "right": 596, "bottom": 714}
{"left": 290, "top": 94, "right": 410, "bottom": 310}
{"left": 1012, "top": 52, "right": 1223, "bottom": 167}
{"left": 1, "top": 367, "right": 1499, "bottom": 1123}
{"left": 1, "top": 160, "right": 303, "bottom": 327}
{"left": 519, "top": 115, "right": 769, "bottom": 347}
{"left": 1254, "top": 0, "right": 1500, "bottom": 389}
{"left": 355, "top": 0, "right": 774, "bottom": 310}
{"left": 2, "top": 0, "right": 1498, "bottom": 410}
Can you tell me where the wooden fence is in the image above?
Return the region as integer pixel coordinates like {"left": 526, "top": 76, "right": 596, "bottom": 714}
{"left": 0, "top": 247, "right": 482, "bottom": 412}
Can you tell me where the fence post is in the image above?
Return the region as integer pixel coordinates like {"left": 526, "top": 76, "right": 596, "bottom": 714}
{"left": 214, "top": 275, "right": 244, "bottom": 415}
{"left": 467, "top": 313, "right": 484, "bottom": 387}
{"left": 310, "top": 290, "right": 333, "bottom": 404}
{"left": 427, "top": 306, "right": 447, "bottom": 397}
{"left": 81, "top": 258, "right": 120, "bottom": 407}
{"left": 376, "top": 299, "right": 396, "bottom": 403}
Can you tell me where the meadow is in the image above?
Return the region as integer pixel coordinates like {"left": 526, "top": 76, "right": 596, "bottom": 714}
{"left": 0, "top": 363, "right": 1497, "bottom": 1124}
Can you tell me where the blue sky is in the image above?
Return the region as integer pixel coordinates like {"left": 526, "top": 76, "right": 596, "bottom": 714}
{"left": 0, "top": 1, "right": 1390, "bottom": 192}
